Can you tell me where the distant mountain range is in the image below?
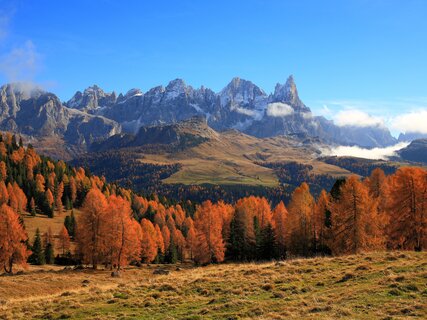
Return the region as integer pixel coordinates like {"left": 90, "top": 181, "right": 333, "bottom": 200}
{"left": 0, "top": 76, "right": 423, "bottom": 160}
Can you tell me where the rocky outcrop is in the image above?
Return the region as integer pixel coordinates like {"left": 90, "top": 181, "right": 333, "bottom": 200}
{"left": 92, "top": 116, "right": 217, "bottom": 152}
{"left": 66, "top": 85, "right": 117, "bottom": 112}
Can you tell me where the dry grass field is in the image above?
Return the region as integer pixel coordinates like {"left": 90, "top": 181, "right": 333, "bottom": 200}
{"left": 146, "top": 131, "right": 352, "bottom": 187}
{"left": 22, "top": 211, "right": 76, "bottom": 241}
{"left": 0, "top": 251, "right": 425, "bottom": 319}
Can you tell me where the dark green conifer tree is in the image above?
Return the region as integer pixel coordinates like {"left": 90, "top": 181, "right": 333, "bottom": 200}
{"left": 29, "top": 229, "right": 45, "bottom": 265}
{"left": 44, "top": 242, "right": 55, "bottom": 264}
{"left": 164, "top": 237, "right": 178, "bottom": 264}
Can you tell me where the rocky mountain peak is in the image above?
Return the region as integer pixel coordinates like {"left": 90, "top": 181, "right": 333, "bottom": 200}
{"left": 124, "top": 88, "right": 143, "bottom": 98}
{"left": 84, "top": 84, "right": 103, "bottom": 94}
{"left": 164, "top": 79, "right": 189, "bottom": 99}
{"left": 220, "top": 77, "right": 266, "bottom": 107}
{"left": 67, "top": 84, "right": 116, "bottom": 111}
{"left": 273, "top": 75, "right": 310, "bottom": 112}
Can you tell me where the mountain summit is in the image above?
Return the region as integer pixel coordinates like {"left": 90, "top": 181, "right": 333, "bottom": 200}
{"left": 272, "top": 75, "right": 310, "bottom": 113}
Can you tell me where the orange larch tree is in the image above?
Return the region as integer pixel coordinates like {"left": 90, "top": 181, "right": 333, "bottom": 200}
{"left": 161, "top": 225, "right": 171, "bottom": 253}
{"left": 140, "top": 218, "right": 159, "bottom": 263}
{"left": 35, "top": 174, "right": 45, "bottom": 193}
{"left": 173, "top": 205, "right": 186, "bottom": 228}
{"left": 0, "top": 181, "right": 9, "bottom": 205}
{"left": 55, "top": 181, "right": 64, "bottom": 214}
{"left": 47, "top": 172, "right": 56, "bottom": 192}
{"left": 0, "top": 161, "right": 6, "bottom": 181}
{"left": 185, "top": 225, "right": 197, "bottom": 260}
{"left": 76, "top": 188, "right": 108, "bottom": 269}
{"left": 107, "top": 195, "right": 141, "bottom": 270}
{"left": 193, "top": 200, "right": 225, "bottom": 264}
{"left": 155, "top": 224, "right": 165, "bottom": 255}
{"left": 45, "top": 189, "right": 54, "bottom": 208}
{"left": 331, "top": 176, "right": 384, "bottom": 255}
{"left": 385, "top": 167, "right": 427, "bottom": 250}
{"left": 172, "top": 228, "right": 186, "bottom": 261}
{"left": 272, "top": 201, "right": 289, "bottom": 259}
{"left": 366, "top": 168, "right": 387, "bottom": 199}
{"left": 287, "top": 183, "right": 315, "bottom": 256}
{"left": 13, "top": 182, "right": 27, "bottom": 214}
{"left": 7, "top": 183, "right": 18, "bottom": 213}
{"left": 0, "top": 204, "right": 31, "bottom": 273}
{"left": 58, "top": 226, "right": 71, "bottom": 256}
{"left": 217, "top": 200, "right": 234, "bottom": 242}
{"left": 69, "top": 176, "right": 77, "bottom": 205}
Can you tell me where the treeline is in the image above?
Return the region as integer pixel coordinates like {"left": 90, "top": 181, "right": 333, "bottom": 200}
{"left": 319, "top": 156, "right": 398, "bottom": 176}
{"left": 257, "top": 161, "right": 337, "bottom": 197}
{"left": 72, "top": 166, "right": 426, "bottom": 269}
{"left": 73, "top": 149, "right": 181, "bottom": 192}
{"left": 0, "top": 133, "right": 426, "bottom": 273}
{"left": 73, "top": 149, "right": 291, "bottom": 205}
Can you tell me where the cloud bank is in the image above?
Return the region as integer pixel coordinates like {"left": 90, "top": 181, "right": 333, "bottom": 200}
{"left": 390, "top": 109, "right": 427, "bottom": 134}
{"left": 322, "top": 142, "right": 409, "bottom": 160}
{"left": 267, "top": 102, "right": 294, "bottom": 117}
{"left": 334, "top": 109, "right": 384, "bottom": 127}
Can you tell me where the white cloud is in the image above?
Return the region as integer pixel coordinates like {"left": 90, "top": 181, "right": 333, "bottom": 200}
{"left": 322, "top": 142, "right": 409, "bottom": 160}
{"left": 390, "top": 109, "right": 427, "bottom": 134}
{"left": 266, "top": 102, "right": 294, "bottom": 117}
{"left": 334, "top": 109, "right": 384, "bottom": 127}
{"left": 0, "top": 40, "right": 41, "bottom": 82}
{"left": 233, "top": 106, "right": 257, "bottom": 117}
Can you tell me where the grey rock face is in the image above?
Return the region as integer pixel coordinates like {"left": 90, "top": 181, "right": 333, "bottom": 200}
{"left": 0, "top": 83, "right": 121, "bottom": 147}
{"left": 271, "top": 75, "right": 310, "bottom": 113}
{"left": 91, "top": 116, "right": 216, "bottom": 152}
{"left": 66, "top": 85, "right": 117, "bottom": 112}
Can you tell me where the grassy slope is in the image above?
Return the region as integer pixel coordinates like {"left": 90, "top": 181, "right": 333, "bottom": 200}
{"left": 144, "top": 131, "right": 353, "bottom": 187}
{"left": 1, "top": 251, "right": 425, "bottom": 319}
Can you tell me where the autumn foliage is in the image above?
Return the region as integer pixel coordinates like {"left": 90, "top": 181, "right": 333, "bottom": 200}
{"left": 385, "top": 167, "right": 426, "bottom": 250}
{"left": 0, "top": 132, "right": 425, "bottom": 273}
{"left": 193, "top": 201, "right": 226, "bottom": 264}
{"left": 330, "top": 176, "right": 384, "bottom": 254}
{"left": 0, "top": 204, "right": 31, "bottom": 273}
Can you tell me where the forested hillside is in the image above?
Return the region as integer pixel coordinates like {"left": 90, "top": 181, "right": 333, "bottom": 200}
{"left": 0, "top": 133, "right": 426, "bottom": 274}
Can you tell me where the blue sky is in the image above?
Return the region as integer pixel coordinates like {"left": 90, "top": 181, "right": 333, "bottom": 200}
{"left": 0, "top": 0, "right": 426, "bottom": 136}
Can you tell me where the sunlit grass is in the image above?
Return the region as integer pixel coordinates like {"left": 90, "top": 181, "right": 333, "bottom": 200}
{"left": 0, "top": 251, "right": 425, "bottom": 319}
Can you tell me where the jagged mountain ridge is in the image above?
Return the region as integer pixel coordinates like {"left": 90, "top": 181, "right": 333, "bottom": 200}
{"left": 0, "top": 76, "right": 397, "bottom": 161}
{"left": 66, "top": 75, "right": 396, "bottom": 148}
